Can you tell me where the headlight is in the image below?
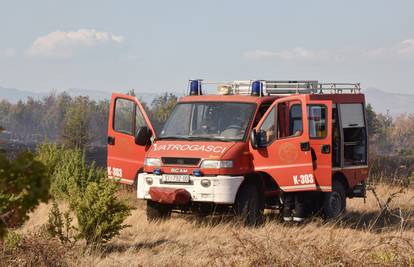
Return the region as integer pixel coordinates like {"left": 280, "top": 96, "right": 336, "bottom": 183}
{"left": 200, "top": 160, "right": 233, "bottom": 169}
{"left": 144, "top": 158, "right": 161, "bottom": 167}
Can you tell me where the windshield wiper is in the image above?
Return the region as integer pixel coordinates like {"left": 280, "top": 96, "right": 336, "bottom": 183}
{"left": 157, "top": 136, "right": 192, "bottom": 141}
{"left": 187, "top": 136, "right": 236, "bottom": 142}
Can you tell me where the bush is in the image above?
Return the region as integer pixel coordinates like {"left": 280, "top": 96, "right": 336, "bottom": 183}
{"left": 38, "top": 144, "right": 132, "bottom": 246}
{"left": 46, "top": 200, "right": 74, "bottom": 245}
{"left": 369, "top": 155, "right": 414, "bottom": 185}
{"left": 36, "top": 143, "right": 100, "bottom": 200}
{"left": 3, "top": 231, "right": 22, "bottom": 250}
{"left": 0, "top": 151, "right": 50, "bottom": 239}
{"left": 72, "top": 179, "right": 131, "bottom": 245}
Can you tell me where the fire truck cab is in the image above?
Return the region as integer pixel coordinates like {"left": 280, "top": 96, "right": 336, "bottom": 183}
{"left": 107, "top": 80, "right": 368, "bottom": 224}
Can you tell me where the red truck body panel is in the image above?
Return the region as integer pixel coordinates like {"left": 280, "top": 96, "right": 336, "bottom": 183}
{"left": 107, "top": 91, "right": 368, "bottom": 198}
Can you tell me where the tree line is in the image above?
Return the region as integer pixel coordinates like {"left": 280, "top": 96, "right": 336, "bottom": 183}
{"left": 0, "top": 92, "right": 413, "bottom": 157}
{"left": 0, "top": 91, "right": 178, "bottom": 150}
{"left": 366, "top": 104, "right": 414, "bottom": 156}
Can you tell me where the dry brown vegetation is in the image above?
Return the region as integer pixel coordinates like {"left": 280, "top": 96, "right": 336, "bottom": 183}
{"left": 2, "top": 184, "right": 414, "bottom": 267}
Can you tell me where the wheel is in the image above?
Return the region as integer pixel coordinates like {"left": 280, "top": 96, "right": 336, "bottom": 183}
{"left": 146, "top": 200, "right": 171, "bottom": 222}
{"left": 234, "top": 184, "right": 264, "bottom": 226}
{"left": 323, "top": 180, "right": 346, "bottom": 219}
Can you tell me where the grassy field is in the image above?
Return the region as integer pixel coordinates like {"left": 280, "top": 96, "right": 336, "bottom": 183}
{"left": 2, "top": 184, "right": 414, "bottom": 266}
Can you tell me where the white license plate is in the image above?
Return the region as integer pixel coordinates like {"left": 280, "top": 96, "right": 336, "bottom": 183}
{"left": 161, "top": 174, "right": 190, "bottom": 183}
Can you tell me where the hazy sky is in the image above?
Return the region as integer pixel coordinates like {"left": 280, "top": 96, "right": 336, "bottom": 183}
{"left": 0, "top": 0, "right": 413, "bottom": 94}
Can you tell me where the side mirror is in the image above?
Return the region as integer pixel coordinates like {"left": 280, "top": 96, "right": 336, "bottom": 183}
{"left": 250, "top": 129, "right": 258, "bottom": 149}
{"left": 135, "top": 126, "right": 152, "bottom": 146}
{"left": 250, "top": 129, "right": 268, "bottom": 149}
{"left": 257, "top": 130, "right": 267, "bottom": 148}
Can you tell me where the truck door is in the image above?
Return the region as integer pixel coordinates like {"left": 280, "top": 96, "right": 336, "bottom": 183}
{"left": 107, "top": 93, "right": 156, "bottom": 185}
{"left": 307, "top": 100, "right": 332, "bottom": 191}
{"left": 252, "top": 95, "right": 316, "bottom": 192}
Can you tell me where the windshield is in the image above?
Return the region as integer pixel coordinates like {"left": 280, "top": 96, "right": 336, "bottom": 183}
{"left": 159, "top": 102, "right": 257, "bottom": 141}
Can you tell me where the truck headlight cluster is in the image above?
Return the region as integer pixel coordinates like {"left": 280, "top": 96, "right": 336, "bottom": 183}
{"left": 200, "top": 160, "right": 233, "bottom": 169}
{"left": 144, "top": 158, "right": 161, "bottom": 167}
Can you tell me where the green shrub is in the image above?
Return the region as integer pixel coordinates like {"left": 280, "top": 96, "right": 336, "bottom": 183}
{"left": 0, "top": 151, "right": 50, "bottom": 239}
{"left": 46, "top": 200, "right": 74, "bottom": 245}
{"left": 3, "top": 231, "right": 22, "bottom": 250}
{"left": 38, "top": 144, "right": 132, "bottom": 246}
{"left": 72, "top": 179, "right": 131, "bottom": 245}
{"left": 36, "top": 143, "right": 100, "bottom": 200}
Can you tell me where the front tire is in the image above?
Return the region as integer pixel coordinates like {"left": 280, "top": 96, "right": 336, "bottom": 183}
{"left": 146, "top": 200, "right": 171, "bottom": 222}
{"left": 234, "top": 184, "right": 264, "bottom": 226}
{"left": 323, "top": 180, "right": 346, "bottom": 219}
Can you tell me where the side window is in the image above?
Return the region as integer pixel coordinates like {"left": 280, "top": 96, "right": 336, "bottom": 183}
{"left": 277, "top": 101, "right": 303, "bottom": 139}
{"left": 308, "top": 105, "right": 327, "bottom": 138}
{"left": 289, "top": 104, "right": 303, "bottom": 135}
{"left": 259, "top": 107, "right": 276, "bottom": 145}
{"left": 340, "top": 103, "right": 365, "bottom": 128}
{"left": 340, "top": 103, "right": 367, "bottom": 166}
{"left": 114, "top": 98, "right": 134, "bottom": 135}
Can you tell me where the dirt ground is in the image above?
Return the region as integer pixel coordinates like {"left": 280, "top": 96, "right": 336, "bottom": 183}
{"left": 3, "top": 184, "right": 414, "bottom": 266}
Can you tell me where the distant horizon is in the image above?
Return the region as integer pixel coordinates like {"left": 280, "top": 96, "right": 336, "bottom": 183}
{"left": 1, "top": 82, "right": 413, "bottom": 96}
{"left": 1, "top": 85, "right": 413, "bottom": 117}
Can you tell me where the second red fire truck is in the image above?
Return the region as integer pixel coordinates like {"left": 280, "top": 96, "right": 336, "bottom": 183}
{"left": 107, "top": 80, "right": 368, "bottom": 224}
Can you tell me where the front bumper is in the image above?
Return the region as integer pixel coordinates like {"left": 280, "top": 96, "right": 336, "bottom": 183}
{"left": 137, "top": 173, "right": 244, "bottom": 204}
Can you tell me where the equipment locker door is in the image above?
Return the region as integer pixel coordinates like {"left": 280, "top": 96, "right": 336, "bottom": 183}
{"left": 252, "top": 95, "right": 316, "bottom": 192}
{"left": 307, "top": 100, "right": 332, "bottom": 191}
{"left": 107, "top": 93, "right": 156, "bottom": 185}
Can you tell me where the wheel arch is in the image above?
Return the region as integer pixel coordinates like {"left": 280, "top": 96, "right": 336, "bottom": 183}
{"left": 332, "top": 171, "right": 350, "bottom": 195}
{"left": 236, "top": 171, "right": 279, "bottom": 207}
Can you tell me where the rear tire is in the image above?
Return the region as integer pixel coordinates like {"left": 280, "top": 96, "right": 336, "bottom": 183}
{"left": 146, "top": 200, "right": 171, "bottom": 222}
{"left": 234, "top": 184, "right": 264, "bottom": 226}
{"left": 323, "top": 180, "right": 346, "bottom": 219}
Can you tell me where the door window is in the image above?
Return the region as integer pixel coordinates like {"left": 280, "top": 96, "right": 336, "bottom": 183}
{"left": 308, "top": 105, "right": 327, "bottom": 138}
{"left": 114, "top": 98, "right": 134, "bottom": 135}
{"left": 114, "top": 98, "right": 148, "bottom": 136}
{"left": 277, "top": 101, "right": 303, "bottom": 139}
{"left": 258, "top": 107, "right": 276, "bottom": 145}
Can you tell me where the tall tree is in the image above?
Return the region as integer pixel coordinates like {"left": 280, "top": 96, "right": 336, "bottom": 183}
{"left": 60, "top": 96, "right": 91, "bottom": 150}
{"left": 366, "top": 103, "right": 380, "bottom": 136}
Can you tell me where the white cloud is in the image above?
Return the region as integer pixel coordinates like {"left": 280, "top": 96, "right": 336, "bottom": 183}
{"left": 0, "top": 48, "right": 17, "bottom": 58}
{"left": 26, "top": 29, "right": 125, "bottom": 58}
{"left": 243, "top": 38, "right": 414, "bottom": 62}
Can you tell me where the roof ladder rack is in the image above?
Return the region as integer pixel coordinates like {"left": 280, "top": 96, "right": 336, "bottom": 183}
{"left": 187, "top": 80, "right": 361, "bottom": 96}
{"left": 264, "top": 80, "right": 319, "bottom": 95}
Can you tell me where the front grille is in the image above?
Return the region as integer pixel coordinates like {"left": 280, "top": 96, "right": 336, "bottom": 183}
{"left": 161, "top": 157, "right": 201, "bottom": 166}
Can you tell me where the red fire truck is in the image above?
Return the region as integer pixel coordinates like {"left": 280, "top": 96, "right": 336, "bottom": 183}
{"left": 107, "top": 80, "right": 368, "bottom": 224}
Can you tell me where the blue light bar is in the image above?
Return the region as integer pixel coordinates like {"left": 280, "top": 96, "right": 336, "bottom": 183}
{"left": 153, "top": 168, "right": 162, "bottom": 175}
{"left": 189, "top": 80, "right": 202, "bottom": 95}
{"left": 251, "top": 80, "right": 263, "bottom": 96}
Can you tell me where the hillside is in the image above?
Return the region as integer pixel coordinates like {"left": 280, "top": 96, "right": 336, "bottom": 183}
{"left": 363, "top": 88, "right": 414, "bottom": 116}
{"left": 1, "top": 86, "right": 414, "bottom": 116}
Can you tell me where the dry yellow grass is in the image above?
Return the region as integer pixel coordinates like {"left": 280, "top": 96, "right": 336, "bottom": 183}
{"left": 13, "top": 184, "right": 414, "bottom": 266}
